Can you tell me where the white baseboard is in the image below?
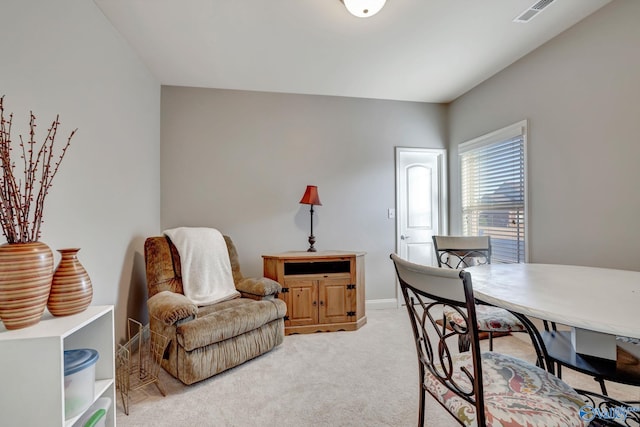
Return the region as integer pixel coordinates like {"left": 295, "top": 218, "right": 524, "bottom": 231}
{"left": 366, "top": 298, "right": 399, "bottom": 310}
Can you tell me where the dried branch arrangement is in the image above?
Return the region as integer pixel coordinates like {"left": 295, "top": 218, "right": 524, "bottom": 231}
{"left": 0, "top": 96, "right": 77, "bottom": 243}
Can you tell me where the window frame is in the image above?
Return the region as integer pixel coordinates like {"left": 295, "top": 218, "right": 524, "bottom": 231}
{"left": 458, "top": 120, "right": 529, "bottom": 263}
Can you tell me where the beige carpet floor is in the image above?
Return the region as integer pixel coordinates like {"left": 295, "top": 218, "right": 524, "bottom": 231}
{"left": 115, "top": 308, "right": 639, "bottom": 427}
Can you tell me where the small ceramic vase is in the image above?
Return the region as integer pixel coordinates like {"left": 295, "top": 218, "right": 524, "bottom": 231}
{"left": 47, "top": 248, "right": 93, "bottom": 316}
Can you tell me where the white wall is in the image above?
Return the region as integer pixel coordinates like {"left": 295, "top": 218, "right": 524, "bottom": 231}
{"left": 161, "top": 87, "right": 447, "bottom": 303}
{"left": 6, "top": 0, "right": 626, "bottom": 343}
{"left": 1, "top": 0, "right": 161, "bottom": 341}
{"left": 448, "top": 1, "right": 640, "bottom": 270}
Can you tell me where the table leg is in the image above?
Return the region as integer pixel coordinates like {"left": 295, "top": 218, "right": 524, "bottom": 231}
{"left": 571, "top": 328, "right": 617, "bottom": 361}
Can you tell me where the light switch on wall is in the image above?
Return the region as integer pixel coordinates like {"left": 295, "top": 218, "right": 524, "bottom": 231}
{"left": 388, "top": 208, "right": 395, "bottom": 219}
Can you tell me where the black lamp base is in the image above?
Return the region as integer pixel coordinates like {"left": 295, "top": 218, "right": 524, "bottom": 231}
{"left": 307, "top": 235, "right": 317, "bottom": 252}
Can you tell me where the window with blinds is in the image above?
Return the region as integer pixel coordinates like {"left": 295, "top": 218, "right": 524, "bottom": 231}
{"left": 459, "top": 121, "right": 527, "bottom": 264}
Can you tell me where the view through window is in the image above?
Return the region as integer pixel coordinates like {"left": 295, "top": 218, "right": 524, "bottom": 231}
{"left": 459, "top": 121, "right": 527, "bottom": 263}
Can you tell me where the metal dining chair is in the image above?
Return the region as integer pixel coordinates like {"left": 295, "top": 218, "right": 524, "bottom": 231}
{"left": 390, "top": 253, "right": 639, "bottom": 427}
{"left": 432, "top": 235, "right": 527, "bottom": 351}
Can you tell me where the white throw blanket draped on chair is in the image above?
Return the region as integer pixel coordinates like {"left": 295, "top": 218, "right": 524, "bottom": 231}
{"left": 163, "top": 227, "right": 240, "bottom": 306}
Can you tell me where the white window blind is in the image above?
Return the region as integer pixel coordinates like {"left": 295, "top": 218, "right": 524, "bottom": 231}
{"left": 459, "top": 121, "right": 527, "bottom": 263}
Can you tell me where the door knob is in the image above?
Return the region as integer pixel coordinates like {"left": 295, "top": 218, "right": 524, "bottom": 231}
{"left": 400, "top": 235, "right": 411, "bottom": 240}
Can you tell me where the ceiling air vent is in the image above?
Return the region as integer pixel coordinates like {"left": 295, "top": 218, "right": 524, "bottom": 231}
{"left": 513, "top": 0, "right": 556, "bottom": 23}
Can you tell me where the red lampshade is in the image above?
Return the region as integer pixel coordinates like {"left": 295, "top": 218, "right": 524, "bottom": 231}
{"left": 299, "top": 185, "right": 322, "bottom": 206}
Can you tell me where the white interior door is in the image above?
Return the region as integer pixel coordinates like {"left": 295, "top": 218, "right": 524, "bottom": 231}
{"left": 395, "top": 147, "right": 447, "bottom": 304}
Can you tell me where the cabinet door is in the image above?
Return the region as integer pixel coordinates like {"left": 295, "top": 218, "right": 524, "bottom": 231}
{"left": 319, "top": 276, "right": 353, "bottom": 324}
{"left": 285, "top": 278, "right": 318, "bottom": 326}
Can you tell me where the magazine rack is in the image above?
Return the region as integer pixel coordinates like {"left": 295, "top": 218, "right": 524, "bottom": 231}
{"left": 116, "top": 318, "right": 168, "bottom": 415}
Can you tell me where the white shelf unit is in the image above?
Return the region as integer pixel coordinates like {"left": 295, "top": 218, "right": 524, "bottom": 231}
{"left": 0, "top": 305, "right": 115, "bottom": 427}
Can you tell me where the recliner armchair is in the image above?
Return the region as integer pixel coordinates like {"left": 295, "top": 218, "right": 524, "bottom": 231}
{"left": 144, "top": 235, "right": 286, "bottom": 385}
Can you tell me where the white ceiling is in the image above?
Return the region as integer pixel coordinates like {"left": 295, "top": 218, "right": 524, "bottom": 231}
{"left": 94, "top": 0, "right": 610, "bottom": 103}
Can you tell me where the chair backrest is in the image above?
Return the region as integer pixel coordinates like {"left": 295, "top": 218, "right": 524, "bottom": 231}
{"left": 433, "top": 235, "right": 491, "bottom": 269}
{"left": 144, "top": 235, "right": 243, "bottom": 298}
{"left": 390, "top": 253, "right": 486, "bottom": 426}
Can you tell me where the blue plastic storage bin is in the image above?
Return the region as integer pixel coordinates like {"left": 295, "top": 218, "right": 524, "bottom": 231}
{"left": 64, "top": 349, "right": 99, "bottom": 420}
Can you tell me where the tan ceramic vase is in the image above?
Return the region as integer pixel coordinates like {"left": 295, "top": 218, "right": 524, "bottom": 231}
{"left": 0, "top": 241, "right": 54, "bottom": 330}
{"left": 47, "top": 248, "right": 93, "bottom": 316}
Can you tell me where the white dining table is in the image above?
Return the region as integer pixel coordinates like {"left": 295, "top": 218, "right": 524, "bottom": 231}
{"left": 465, "top": 263, "right": 640, "bottom": 360}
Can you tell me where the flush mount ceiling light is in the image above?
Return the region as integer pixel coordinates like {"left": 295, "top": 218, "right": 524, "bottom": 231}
{"left": 341, "top": 0, "right": 387, "bottom": 18}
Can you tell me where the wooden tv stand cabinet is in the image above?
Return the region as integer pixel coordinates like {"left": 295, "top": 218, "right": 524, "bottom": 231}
{"left": 262, "top": 251, "right": 366, "bottom": 335}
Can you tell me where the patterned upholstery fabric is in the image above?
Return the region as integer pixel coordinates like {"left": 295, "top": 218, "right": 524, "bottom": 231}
{"left": 425, "top": 352, "right": 587, "bottom": 427}
{"left": 443, "top": 305, "right": 527, "bottom": 333}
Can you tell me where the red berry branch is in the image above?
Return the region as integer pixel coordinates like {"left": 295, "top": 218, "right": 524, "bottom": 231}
{"left": 0, "top": 96, "right": 76, "bottom": 243}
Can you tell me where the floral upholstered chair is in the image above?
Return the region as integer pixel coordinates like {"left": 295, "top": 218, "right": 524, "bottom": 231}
{"left": 432, "top": 235, "right": 527, "bottom": 351}
{"left": 390, "top": 253, "right": 638, "bottom": 427}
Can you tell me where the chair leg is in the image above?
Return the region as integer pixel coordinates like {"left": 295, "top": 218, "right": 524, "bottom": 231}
{"left": 458, "top": 333, "right": 471, "bottom": 353}
{"left": 557, "top": 363, "right": 562, "bottom": 379}
{"left": 489, "top": 331, "right": 494, "bottom": 351}
{"left": 418, "top": 367, "right": 426, "bottom": 427}
{"left": 597, "top": 377, "right": 608, "bottom": 396}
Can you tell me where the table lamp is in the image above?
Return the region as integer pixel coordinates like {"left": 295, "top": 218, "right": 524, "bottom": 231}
{"left": 299, "top": 185, "right": 322, "bottom": 252}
